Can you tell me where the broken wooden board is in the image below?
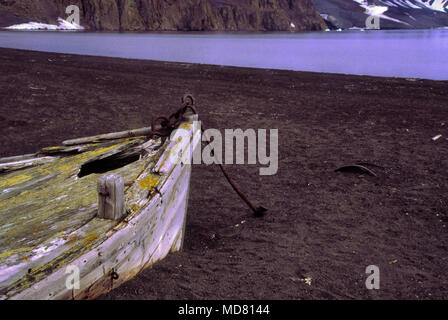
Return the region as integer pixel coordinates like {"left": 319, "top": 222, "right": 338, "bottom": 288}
{"left": 62, "top": 127, "right": 152, "bottom": 146}
{"left": 0, "top": 116, "right": 199, "bottom": 300}
{"left": 0, "top": 156, "right": 57, "bottom": 173}
{"left": 0, "top": 154, "right": 38, "bottom": 164}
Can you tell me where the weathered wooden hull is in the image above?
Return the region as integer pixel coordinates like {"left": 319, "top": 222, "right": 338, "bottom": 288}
{"left": 0, "top": 117, "right": 199, "bottom": 300}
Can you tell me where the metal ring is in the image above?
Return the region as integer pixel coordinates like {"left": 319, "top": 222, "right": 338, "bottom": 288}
{"left": 111, "top": 271, "right": 119, "bottom": 280}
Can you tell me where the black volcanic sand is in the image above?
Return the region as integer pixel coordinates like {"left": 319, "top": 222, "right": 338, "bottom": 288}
{"left": 1, "top": 48, "right": 447, "bottom": 299}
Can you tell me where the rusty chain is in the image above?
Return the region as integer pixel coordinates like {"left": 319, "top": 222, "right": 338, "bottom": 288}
{"left": 148, "top": 94, "right": 197, "bottom": 139}
{"left": 147, "top": 94, "right": 267, "bottom": 217}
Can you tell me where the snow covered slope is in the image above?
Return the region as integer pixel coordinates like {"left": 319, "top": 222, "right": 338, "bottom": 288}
{"left": 313, "top": 0, "right": 448, "bottom": 29}
{"left": 363, "top": 0, "right": 447, "bottom": 14}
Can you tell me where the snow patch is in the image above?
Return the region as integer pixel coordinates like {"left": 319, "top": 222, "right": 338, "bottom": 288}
{"left": 365, "top": 5, "right": 389, "bottom": 16}
{"left": 5, "top": 18, "right": 84, "bottom": 31}
{"left": 349, "top": 26, "right": 366, "bottom": 30}
{"left": 405, "top": 12, "right": 418, "bottom": 20}
{"left": 404, "top": 0, "right": 422, "bottom": 8}
{"left": 381, "top": 0, "right": 447, "bottom": 12}
{"left": 352, "top": 0, "right": 410, "bottom": 25}
{"left": 380, "top": 0, "right": 398, "bottom": 7}
{"left": 360, "top": 0, "right": 447, "bottom": 12}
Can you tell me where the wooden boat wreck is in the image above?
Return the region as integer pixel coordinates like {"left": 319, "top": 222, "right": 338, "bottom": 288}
{"left": 0, "top": 102, "right": 200, "bottom": 299}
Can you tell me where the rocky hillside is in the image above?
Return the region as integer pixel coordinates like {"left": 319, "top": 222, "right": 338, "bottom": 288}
{"left": 0, "top": 0, "right": 327, "bottom": 31}
{"left": 313, "top": 0, "right": 448, "bottom": 29}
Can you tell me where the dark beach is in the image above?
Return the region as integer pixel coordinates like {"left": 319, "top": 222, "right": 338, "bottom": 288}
{"left": 0, "top": 47, "right": 447, "bottom": 299}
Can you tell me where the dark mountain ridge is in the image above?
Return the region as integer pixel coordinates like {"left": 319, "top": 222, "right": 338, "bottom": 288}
{"left": 0, "top": 0, "right": 327, "bottom": 31}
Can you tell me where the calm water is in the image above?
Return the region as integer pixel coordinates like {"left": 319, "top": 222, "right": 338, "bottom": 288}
{"left": 0, "top": 29, "right": 447, "bottom": 80}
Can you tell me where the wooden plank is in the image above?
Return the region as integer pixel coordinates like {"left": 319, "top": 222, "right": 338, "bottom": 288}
{"left": 0, "top": 154, "right": 37, "bottom": 164}
{"left": 0, "top": 156, "right": 57, "bottom": 173}
{"left": 62, "top": 127, "right": 152, "bottom": 146}
{"left": 39, "top": 144, "right": 97, "bottom": 155}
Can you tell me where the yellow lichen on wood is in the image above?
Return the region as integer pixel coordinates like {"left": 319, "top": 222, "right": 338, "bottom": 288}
{"left": 0, "top": 139, "right": 150, "bottom": 262}
{"left": 138, "top": 175, "right": 160, "bottom": 190}
{"left": 0, "top": 173, "right": 32, "bottom": 188}
{"left": 0, "top": 247, "right": 33, "bottom": 261}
